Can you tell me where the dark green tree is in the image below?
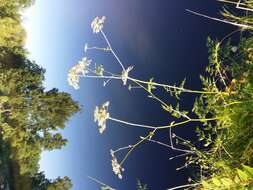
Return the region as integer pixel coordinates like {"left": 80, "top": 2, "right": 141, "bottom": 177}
{"left": 47, "top": 177, "right": 73, "bottom": 190}
{"left": 32, "top": 173, "right": 72, "bottom": 190}
{"left": 0, "top": 55, "right": 79, "bottom": 174}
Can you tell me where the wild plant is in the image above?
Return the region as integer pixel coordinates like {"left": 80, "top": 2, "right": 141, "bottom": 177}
{"left": 68, "top": 1, "right": 253, "bottom": 189}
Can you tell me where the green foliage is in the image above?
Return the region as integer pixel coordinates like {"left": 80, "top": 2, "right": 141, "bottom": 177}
{"left": 47, "top": 176, "right": 73, "bottom": 190}
{"left": 0, "top": 0, "right": 34, "bottom": 19}
{"left": 189, "top": 34, "right": 253, "bottom": 189}
{"left": 32, "top": 173, "right": 72, "bottom": 190}
{"left": 200, "top": 165, "right": 253, "bottom": 190}
{"left": 137, "top": 180, "right": 148, "bottom": 190}
{"left": 0, "top": 17, "right": 26, "bottom": 48}
{"left": 0, "top": 58, "right": 79, "bottom": 175}
{"left": 0, "top": 0, "right": 79, "bottom": 189}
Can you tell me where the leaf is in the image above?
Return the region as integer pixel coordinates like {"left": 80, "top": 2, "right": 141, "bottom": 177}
{"left": 242, "top": 165, "right": 253, "bottom": 178}
{"left": 202, "top": 181, "right": 210, "bottom": 188}
{"left": 212, "top": 178, "right": 221, "bottom": 186}
{"left": 180, "top": 78, "right": 186, "bottom": 89}
{"left": 95, "top": 64, "right": 104, "bottom": 76}
{"left": 237, "top": 169, "right": 250, "bottom": 182}
{"left": 220, "top": 178, "right": 233, "bottom": 188}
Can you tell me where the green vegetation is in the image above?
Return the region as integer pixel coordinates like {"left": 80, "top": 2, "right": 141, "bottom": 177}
{"left": 188, "top": 3, "right": 253, "bottom": 189}
{"left": 0, "top": 0, "right": 79, "bottom": 189}
{"left": 186, "top": 34, "right": 253, "bottom": 189}
{"left": 1, "top": 0, "right": 253, "bottom": 189}
{"left": 136, "top": 180, "right": 148, "bottom": 190}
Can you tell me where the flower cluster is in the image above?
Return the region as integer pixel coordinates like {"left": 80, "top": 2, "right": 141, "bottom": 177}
{"left": 110, "top": 150, "right": 124, "bottom": 179}
{"left": 68, "top": 57, "right": 91, "bottom": 89}
{"left": 91, "top": 16, "right": 106, "bottom": 33}
{"left": 94, "top": 101, "right": 110, "bottom": 134}
{"left": 95, "top": 64, "right": 104, "bottom": 76}
{"left": 121, "top": 66, "right": 133, "bottom": 85}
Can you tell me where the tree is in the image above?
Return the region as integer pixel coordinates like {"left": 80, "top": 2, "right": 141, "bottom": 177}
{"left": 40, "top": 132, "right": 67, "bottom": 151}
{"left": 47, "top": 177, "right": 73, "bottom": 190}
{"left": 32, "top": 172, "right": 50, "bottom": 190}
{"left": 0, "top": 56, "right": 79, "bottom": 174}
{"left": 32, "top": 174, "right": 72, "bottom": 190}
{"left": 0, "top": 17, "right": 26, "bottom": 48}
{"left": 0, "top": 0, "right": 34, "bottom": 18}
{"left": 0, "top": 0, "right": 78, "bottom": 187}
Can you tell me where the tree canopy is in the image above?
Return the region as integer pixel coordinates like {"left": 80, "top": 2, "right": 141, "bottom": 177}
{"left": 0, "top": 0, "right": 79, "bottom": 189}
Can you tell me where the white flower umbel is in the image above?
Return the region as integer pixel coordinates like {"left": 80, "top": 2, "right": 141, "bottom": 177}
{"left": 91, "top": 16, "right": 106, "bottom": 34}
{"left": 67, "top": 72, "right": 80, "bottom": 90}
{"left": 68, "top": 57, "right": 91, "bottom": 89}
{"left": 110, "top": 150, "right": 124, "bottom": 179}
{"left": 94, "top": 101, "right": 110, "bottom": 134}
{"left": 121, "top": 66, "right": 133, "bottom": 85}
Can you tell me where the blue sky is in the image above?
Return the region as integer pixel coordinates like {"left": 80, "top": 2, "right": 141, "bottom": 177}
{"left": 22, "top": 0, "right": 235, "bottom": 189}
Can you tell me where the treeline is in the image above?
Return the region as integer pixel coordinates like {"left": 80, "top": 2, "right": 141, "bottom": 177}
{"left": 0, "top": 1, "right": 79, "bottom": 189}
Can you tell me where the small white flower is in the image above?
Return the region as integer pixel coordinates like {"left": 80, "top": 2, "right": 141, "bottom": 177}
{"left": 91, "top": 16, "right": 106, "bottom": 34}
{"left": 94, "top": 101, "right": 110, "bottom": 134}
{"left": 68, "top": 57, "right": 91, "bottom": 89}
{"left": 231, "top": 46, "right": 238, "bottom": 53}
{"left": 84, "top": 43, "right": 89, "bottom": 52}
{"left": 128, "top": 84, "right": 132, "bottom": 91}
{"left": 121, "top": 66, "right": 133, "bottom": 85}
{"left": 67, "top": 72, "right": 80, "bottom": 90}
{"left": 110, "top": 150, "right": 124, "bottom": 179}
{"left": 95, "top": 64, "right": 104, "bottom": 76}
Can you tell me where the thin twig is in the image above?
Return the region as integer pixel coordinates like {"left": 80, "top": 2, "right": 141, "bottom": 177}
{"left": 217, "top": 0, "right": 241, "bottom": 5}
{"left": 166, "top": 183, "right": 200, "bottom": 190}
{"left": 113, "top": 145, "right": 133, "bottom": 153}
{"left": 119, "top": 130, "right": 156, "bottom": 165}
{"left": 140, "top": 136, "right": 195, "bottom": 154}
{"left": 101, "top": 30, "right": 126, "bottom": 71}
{"left": 109, "top": 117, "right": 157, "bottom": 129}
{"left": 169, "top": 152, "right": 192, "bottom": 160}
{"left": 186, "top": 9, "right": 253, "bottom": 29}
{"left": 88, "top": 176, "right": 116, "bottom": 190}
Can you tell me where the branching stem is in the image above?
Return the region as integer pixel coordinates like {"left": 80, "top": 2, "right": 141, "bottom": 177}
{"left": 166, "top": 183, "right": 200, "bottom": 190}
{"left": 186, "top": 9, "right": 253, "bottom": 29}
{"left": 101, "top": 30, "right": 126, "bottom": 71}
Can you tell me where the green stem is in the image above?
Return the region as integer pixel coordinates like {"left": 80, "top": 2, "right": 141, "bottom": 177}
{"left": 186, "top": 9, "right": 253, "bottom": 29}
{"left": 110, "top": 116, "right": 223, "bottom": 167}
{"left": 140, "top": 136, "right": 194, "bottom": 153}
{"left": 113, "top": 145, "right": 133, "bottom": 153}
{"left": 80, "top": 74, "right": 122, "bottom": 80}
{"left": 87, "top": 176, "right": 116, "bottom": 190}
{"left": 109, "top": 117, "right": 223, "bottom": 130}
{"left": 119, "top": 129, "right": 155, "bottom": 165}
{"left": 224, "top": 101, "right": 242, "bottom": 106}
{"left": 87, "top": 46, "right": 109, "bottom": 51}
{"left": 109, "top": 117, "right": 156, "bottom": 129}
{"left": 156, "top": 117, "right": 223, "bottom": 130}
{"left": 128, "top": 76, "right": 229, "bottom": 95}
{"left": 166, "top": 183, "right": 200, "bottom": 190}
{"left": 101, "top": 30, "right": 126, "bottom": 71}
{"left": 132, "top": 79, "right": 191, "bottom": 119}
